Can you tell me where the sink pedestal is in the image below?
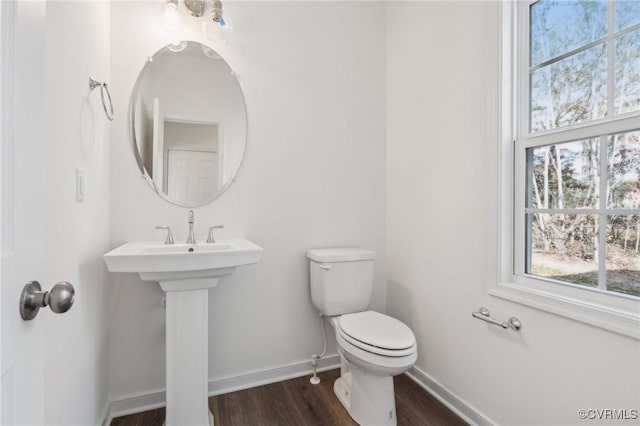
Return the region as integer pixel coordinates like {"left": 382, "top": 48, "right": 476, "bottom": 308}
{"left": 103, "top": 239, "right": 263, "bottom": 426}
{"left": 162, "top": 279, "right": 220, "bottom": 426}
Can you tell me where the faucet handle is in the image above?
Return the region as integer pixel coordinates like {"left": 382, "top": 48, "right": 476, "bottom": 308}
{"left": 206, "top": 225, "right": 224, "bottom": 243}
{"left": 155, "top": 226, "right": 175, "bottom": 245}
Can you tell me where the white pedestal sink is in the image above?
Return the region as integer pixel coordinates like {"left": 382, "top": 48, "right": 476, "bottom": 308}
{"left": 104, "top": 239, "right": 262, "bottom": 426}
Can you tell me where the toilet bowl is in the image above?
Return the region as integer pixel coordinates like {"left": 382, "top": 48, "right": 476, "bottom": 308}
{"left": 307, "top": 247, "right": 417, "bottom": 426}
{"left": 330, "top": 312, "right": 417, "bottom": 426}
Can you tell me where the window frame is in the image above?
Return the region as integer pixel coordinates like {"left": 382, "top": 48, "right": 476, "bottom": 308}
{"left": 490, "top": 0, "right": 640, "bottom": 340}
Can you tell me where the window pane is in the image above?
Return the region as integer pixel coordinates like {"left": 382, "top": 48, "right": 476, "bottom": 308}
{"left": 531, "top": 0, "right": 607, "bottom": 67}
{"left": 616, "top": 0, "right": 640, "bottom": 32}
{"left": 527, "top": 214, "right": 599, "bottom": 287}
{"left": 615, "top": 29, "right": 640, "bottom": 115}
{"left": 531, "top": 45, "right": 607, "bottom": 133}
{"left": 608, "top": 131, "right": 640, "bottom": 209}
{"left": 528, "top": 140, "right": 599, "bottom": 209}
{"left": 607, "top": 215, "right": 640, "bottom": 296}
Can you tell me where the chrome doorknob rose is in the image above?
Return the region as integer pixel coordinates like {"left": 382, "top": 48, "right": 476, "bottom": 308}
{"left": 19, "top": 280, "right": 75, "bottom": 320}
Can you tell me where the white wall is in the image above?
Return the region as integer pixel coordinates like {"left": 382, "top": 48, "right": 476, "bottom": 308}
{"left": 108, "top": 1, "right": 386, "bottom": 401}
{"left": 43, "top": 1, "right": 111, "bottom": 425}
{"left": 386, "top": 2, "right": 640, "bottom": 425}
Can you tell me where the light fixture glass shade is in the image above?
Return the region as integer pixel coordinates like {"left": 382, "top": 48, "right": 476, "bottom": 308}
{"left": 203, "top": 15, "right": 233, "bottom": 44}
{"left": 160, "top": 0, "right": 185, "bottom": 34}
{"left": 184, "top": 0, "right": 206, "bottom": 18}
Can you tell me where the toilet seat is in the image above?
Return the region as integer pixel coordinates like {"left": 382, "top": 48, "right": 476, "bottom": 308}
{"left": 334, "top": 320, "right": 417, "bottom": 376}
{"left": 337, "top": 311, "right": 416, "bottom": 358}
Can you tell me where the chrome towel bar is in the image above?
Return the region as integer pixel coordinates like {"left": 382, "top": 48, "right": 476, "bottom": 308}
{"left": 472, "top": 307, "right": 521, "bottom": 331}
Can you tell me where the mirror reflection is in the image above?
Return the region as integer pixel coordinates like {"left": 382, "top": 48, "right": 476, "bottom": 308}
{"left": 130, "top": 41, "right": 247, "bottom": 207}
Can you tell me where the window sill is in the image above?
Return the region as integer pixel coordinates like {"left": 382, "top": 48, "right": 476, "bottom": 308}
{"left": 490, "top": 281, "right": 640, "bottom": 340}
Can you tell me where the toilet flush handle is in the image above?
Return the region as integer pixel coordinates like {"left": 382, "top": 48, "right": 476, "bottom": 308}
{"left": 319, "top": 264, "right": 331, "bottom": 271}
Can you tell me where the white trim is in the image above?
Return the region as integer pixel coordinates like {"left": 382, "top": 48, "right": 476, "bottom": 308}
{"left": 102, "top": 357, "right": 496, "bottom": 426}
{"left": 102, "top": 354, "right": 340, "bottom": 425}
{"left": 0, "top": 0, "right": 14, "bottom": 255}
{"left": 0, "top": 3, "right": 5, "bottom": 421}
{"left": 606, "top": 0, "right": 615, "bottom": 116}
{"left": 0, "top": 3, "right": 16, "bottom": 423}
{"left": 516, "top": 0, "right": 531, "bottom": 139}
{"left": 498, "top": 0, "right": 515, "bottom": 282}
{"left": 163, "top": 114, "right": 218, "bottom": 126}
{"left": 405, "top": 366, "right": 495, "bottom": 426}
{"left": 597, "top": 134, "right": 608, "bottom": 290}
{"left": 97, "top": 399, "right": 110, "bottom": 426}
{"left": 524, "top": 208, "right": 639, "bottom": 215}
{"left": 521, "top": 114, "right": 640, "bottom": 147}
{"left": 490, "top": 282, "right": 640, "bottom": 339}
{"left": 206, "top": 354, "right": 338, "bottom": 396}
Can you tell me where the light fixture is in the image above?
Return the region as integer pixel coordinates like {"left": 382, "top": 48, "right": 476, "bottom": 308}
{"left": 160, "top": 0, "right": 233, "bottom": 44}
{"left": 210, "top": 0, "right": 223, "bottom": 23}
{"left": 202, "top": 13, "right": 232, "bottom": 44}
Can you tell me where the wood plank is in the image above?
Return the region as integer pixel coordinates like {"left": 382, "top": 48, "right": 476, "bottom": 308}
{"left": 111, "top": 369, "right": 467, "bottom": 426}
{"left": 394, "top": 374, "right": 467, "bottom": 426}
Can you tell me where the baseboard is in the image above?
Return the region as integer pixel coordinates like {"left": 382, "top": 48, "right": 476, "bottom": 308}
{"left": 102, "top": 357, "right": 491, "bottom": 426}
{"left": 405, "top": 366, "right": 495, "bottom": 426}
{"left": 103, "top": 387, "right": 166, "bottom": 425}
{"left": 97, "top": 398, "right": 111, "bottom": 426}
{"left": 103, "top": 354, "right": 340, "bottom": 424}
{"left": 207, "top": 354, "right": 340, "bottom": 396}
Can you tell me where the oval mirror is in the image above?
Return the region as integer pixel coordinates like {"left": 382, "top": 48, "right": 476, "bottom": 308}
{"left": 129, "top": 41, "right": 247, "bottom": 207}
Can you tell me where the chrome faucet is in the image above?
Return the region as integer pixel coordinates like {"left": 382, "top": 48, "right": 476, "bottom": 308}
{"left": 155, "top": 226, "right": 175, "bottom": 245}
{"left": 206, "top": 225, "right": 224, "bottom": 243}
{"left": 186, "top": 210, "right": 196, "bottom": 244}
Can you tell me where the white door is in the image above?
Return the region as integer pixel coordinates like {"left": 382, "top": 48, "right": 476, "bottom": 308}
{"left": 1, "top": 2, "right": 47, "bottom": 424}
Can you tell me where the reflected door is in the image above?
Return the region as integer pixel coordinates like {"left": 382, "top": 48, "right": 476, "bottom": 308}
{"left": 167, "top": 150, "right": 219, "bottom": 206}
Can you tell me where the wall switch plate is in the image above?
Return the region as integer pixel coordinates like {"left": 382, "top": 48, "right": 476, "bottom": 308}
{"left": 76, "top": 168, "right": 85, "bottom": 201}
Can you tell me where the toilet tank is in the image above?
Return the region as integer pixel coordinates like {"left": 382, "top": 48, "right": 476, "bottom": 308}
{"left": 307, "top": 248, "right": 376, "bottom": 316}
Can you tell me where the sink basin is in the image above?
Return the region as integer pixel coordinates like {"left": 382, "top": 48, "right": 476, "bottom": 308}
{"left": 103, "top": 238, "right": 262, "bottom": 291}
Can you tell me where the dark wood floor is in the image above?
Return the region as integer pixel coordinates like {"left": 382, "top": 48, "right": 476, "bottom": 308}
{"left": 111, "top": 369, "right": 467, "bottom": 426}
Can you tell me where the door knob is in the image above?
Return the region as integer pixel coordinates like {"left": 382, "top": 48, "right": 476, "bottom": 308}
{"left": 19, "top": 281, "right": 75, "bottom": 321}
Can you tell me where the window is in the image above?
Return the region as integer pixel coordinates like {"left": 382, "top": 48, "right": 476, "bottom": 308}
{"left": 492, "top": 0, "right": 640, "bottom": 338}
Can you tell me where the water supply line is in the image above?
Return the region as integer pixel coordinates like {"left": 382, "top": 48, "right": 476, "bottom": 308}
{"left": 310, "top": 313, "right": 328, "bottom": 385}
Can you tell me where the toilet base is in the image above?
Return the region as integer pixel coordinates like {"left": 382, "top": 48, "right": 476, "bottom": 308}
{"left": 333, "top": 365, "right": 397, "bottom": 426}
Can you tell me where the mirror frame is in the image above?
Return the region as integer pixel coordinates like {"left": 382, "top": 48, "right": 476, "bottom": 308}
{"left": 128, "top": 41, "right": 248, "bottom": 207}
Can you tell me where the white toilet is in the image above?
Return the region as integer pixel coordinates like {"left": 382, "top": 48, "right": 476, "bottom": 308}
{"left": 307, "top": 248, "right": 417, "bottom": 426}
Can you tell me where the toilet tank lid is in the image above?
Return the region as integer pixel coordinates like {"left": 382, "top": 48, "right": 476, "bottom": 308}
{"left": 307, "top": 248, "right": 376, "bottom": 263}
